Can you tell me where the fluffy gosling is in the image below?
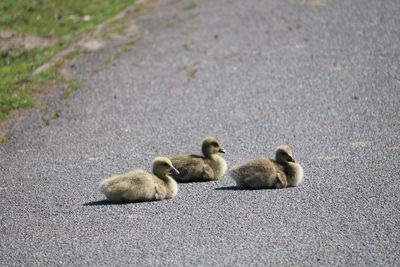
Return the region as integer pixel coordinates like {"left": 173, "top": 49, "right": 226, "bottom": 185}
{"left": 229, "top": 145, "right": 304, "bottom": 189}
{"left": 170, "top": 136, "right": 227, "bottom": 182}
{"left": 99, "top": 157, "right": 179, "bottom": 203}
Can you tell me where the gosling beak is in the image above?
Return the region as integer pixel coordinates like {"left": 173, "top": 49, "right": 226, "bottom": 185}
{"left": 287, "top": 156, "right": 295, "bottom": 163}
{"left": 170, "top": 166, "right": 180, "bottom": 174}
{"left": 219, "top": 148, "right": 226, "bottom": 153}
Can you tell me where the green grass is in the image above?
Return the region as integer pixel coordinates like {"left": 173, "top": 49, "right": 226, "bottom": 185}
{"left": 183, "top": 3, "right": 198, "bottom": 10}
{"left": 0, "top": 47, "right": 59, "bottom": 119}
{"left": 0, "top": 133, "right": 11, "bottom": 143}
{"left": 60, "top": 81, "right": 81, "bottom": 100}
{"left": 0, "top": 0, "right": 135, "bottom": 120}
{"left": 0, "top": 0, "right": 135, "bottom": 39}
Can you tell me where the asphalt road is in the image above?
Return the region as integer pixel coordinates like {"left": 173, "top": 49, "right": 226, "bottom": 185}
{"left": 1, "top": 0, "right": 399, "bottom": 266}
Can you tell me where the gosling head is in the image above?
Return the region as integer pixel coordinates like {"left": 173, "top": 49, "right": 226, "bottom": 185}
{"left": 201, "top": 136, "right": 225, "bottom": 157}
{"left": 152, "top": 157, "right": 179, "bottom": 177}
{"left": 275, "top": 145, "right": 295, "bottom": 163}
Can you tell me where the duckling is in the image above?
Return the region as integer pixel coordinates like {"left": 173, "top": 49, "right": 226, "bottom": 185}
{"left": 170, "top": 136, "right": 227, "bottom": 182}
{"left": 229, "top": 145, "right": 304, "bottom": 189}
{"left": 99, "top": 157, "right": 179, "bottom": 203}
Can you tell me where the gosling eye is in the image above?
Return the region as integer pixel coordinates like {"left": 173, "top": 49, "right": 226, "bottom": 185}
{"left": 211, "top": 142, "right": 219, "bottom": 147}
{"left": 163, "top": 162, "right": 170, "bottom": 167}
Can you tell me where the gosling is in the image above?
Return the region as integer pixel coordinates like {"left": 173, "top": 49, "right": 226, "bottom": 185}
{"left": 229, "top": 145, "right": 304, "bottom": 189}
{"left": 99, "top": 157, "right": 179, "bottom": 203}
{"left": 170, "top": 136, "right": 227, "bottom": 182}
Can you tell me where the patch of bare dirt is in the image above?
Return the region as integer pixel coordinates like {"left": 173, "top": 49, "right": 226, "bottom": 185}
{"left": 0, "top": 30, "right": 58, "bottom": 50}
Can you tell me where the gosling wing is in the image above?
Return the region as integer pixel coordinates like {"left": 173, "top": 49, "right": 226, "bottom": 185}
{"left": 171, "top": 155, "right": 214, "bottom": 182}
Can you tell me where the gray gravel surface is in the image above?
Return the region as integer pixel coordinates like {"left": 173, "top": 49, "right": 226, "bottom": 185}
{"left": 1, "top": 0, "right": 399, "bottom": 266}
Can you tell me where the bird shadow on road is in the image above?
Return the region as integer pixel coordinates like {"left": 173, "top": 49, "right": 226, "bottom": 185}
{"left": 83, "top": 199, "right": 158, "bottom": 206}
{"left": 214, "top": 186, "right": 277, "bottom": 191}
{"left": 176, "top": 179, "right": 218, "bottom": 183}
{"left": 83, "top": 200, "right": 130, "bottom": 206}
{"left": 214, "top": 186, "right": 245, "bottom": 191}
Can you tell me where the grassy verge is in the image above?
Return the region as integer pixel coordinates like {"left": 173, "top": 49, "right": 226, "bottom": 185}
{"left": 0, "top": 0, "right": 136, "bottom": 120}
